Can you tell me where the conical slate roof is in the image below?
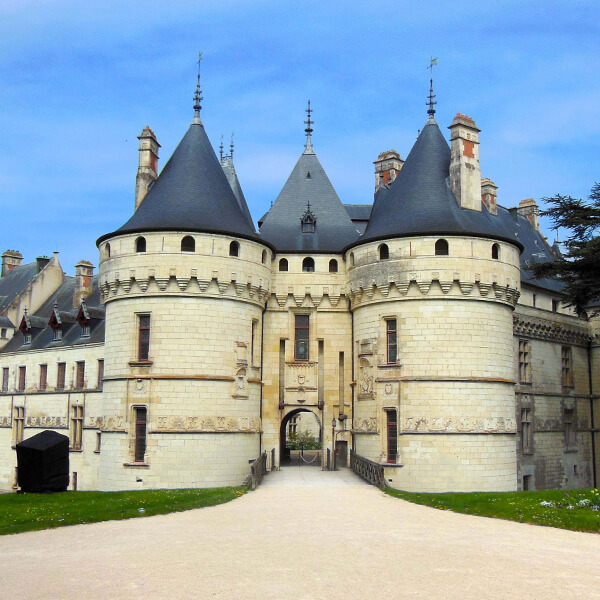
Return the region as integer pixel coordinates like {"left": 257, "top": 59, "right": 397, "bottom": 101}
{"left": 355, "top": 119, "right": 523, "bottom": 249}
{"left": 221, "top": 157, "right": 255, "bottom": 231}
{"left": 98, "top": 120, "right": 258, "bottom": 245}
{"left": 259, "top": 147, "right": 359, "bottom": 252}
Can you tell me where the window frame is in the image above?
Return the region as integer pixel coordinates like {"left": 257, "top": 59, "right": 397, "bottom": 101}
{"left": 279, "top": 258, "right": 289, "bottom": 272}
{"left": 518, "top": 339, "right": 531, "bottom": 383}
{"left": 385, "top": 409, "right": 398, "bottom": 464}
{"left": 564, "top": 407, "right": 575, "bottom": 448}
{"left": 138, "top": 314, "right": 151, "bottom": 362}
{"left": 134, "top": 406, "right": 147, "bottom": 463}
{"left": 328, "top": 259, "right": 338, "bottom": 273}
{"left": 75, "top": 361, "right": 85, "bottom": 390}
{"left": 13, "top": 406, "right": 25, "bottom": 445}
{"left": 71, "top": 405, "right": 84, "bottom": 451}
{"left": 39, "top": 364, "right": 47, "bottom": 391}
{"left": 492, "top": 243, "right": 500, "bottom": 260}
{"left": 229, "top": 241, "right": 240, "bottom": 257}
{"left": 435, "top": 238, "right": 449, "bottom": 256}
{"left": 379, "top": 244, "right": 389, "bottom": 261}
{"left": 1, "top": 367, "right": 8, "bottom": 393}
{"left": 302, "top": 257, "right": 315, "bottom": 272}
{"left": 181, "top": 235, "right": 195, "bottom": 252}
{"left": 294, "top": 314, "right": 310, "bottom": 361}
{"left": 521, "top": 407, "right": 532, "bottom": 453}
{"left": 56, "top": 362, "right": 66, "bottom": 390}
{"left": 561, "top": 346, "right": 573, "bottom": 387}
{"left": 386, "top": 318, "right": 398, "bottom": 364}
{"left": 17, "top": 366, "right": 26, "bottom": 392}
{"left": 97, "top": 359, "right": 104, "bottom": 390}
{"left": 135, "top": 236, "right": 146, "bottom": 253}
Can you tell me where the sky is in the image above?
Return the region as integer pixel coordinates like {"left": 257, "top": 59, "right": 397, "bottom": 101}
{"left": 1, "top": 0, "right": 599, "bottom": 272}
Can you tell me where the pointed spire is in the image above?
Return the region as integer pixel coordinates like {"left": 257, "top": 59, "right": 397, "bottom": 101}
{"left": 304, "top": 100, "right": 314, "bottom": 154}
{"left": 230, "top": 132, "right": 234, "bottom": 161}
{"left": 219, "top": 134, "right": 224, "bottom": 162}
{"left": 193, "top": 52, "right": 203, "bottom": 124}
{"left": 427, "top": 57, "right": 438, "bottom": 121}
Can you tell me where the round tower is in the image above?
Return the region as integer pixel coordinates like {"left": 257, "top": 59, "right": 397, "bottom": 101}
{"left": 346, "top": 108, "right": 522, "bottom": 492}
{"left": 95, "top": 77, "right": 271, "bottom": 490}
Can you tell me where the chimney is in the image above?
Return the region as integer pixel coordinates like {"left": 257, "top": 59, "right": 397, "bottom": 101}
{"left": 36, "top": 256, "right": 51, "bottom": 273}
{"left": 517, "top": 198, "right": 540, "bottom": 230}
{"left": 74, "top": 261, "right": 94, "bottom": 308}
{"left": 135, "top": 126, "right": 160, "bottom": 211}
{"left": 481, "top": 178, "right": 498, "bottom": 215}
{"left": 448, "top": 114, "right": 482, "bottom": 211}
{"left": 374, "top": 150, "right": 404, "bottom": 194}
{"left": 1, "top": 250, "right": 23, "bottom": 277}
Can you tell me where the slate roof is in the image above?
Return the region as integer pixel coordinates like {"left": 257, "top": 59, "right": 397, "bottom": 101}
{"left": 221, "top": 157, "right": 255, "bottom": 230}
{"left": 259, "top": 147, "right": 360, "bottom": 252}
{"left": 343, "top": 204, "right": 372, "bottom": 235}
{"left": 98, "top": 119, "right": 261, "bottom": 246}
{"left": 0, "top": 263, "right": 39, "bottom": 314}
{"left": 0, "top": 315, "right": 14, "bottom": 328}
{"left": 354, "top": 119, "right": 524, "bottom": 250}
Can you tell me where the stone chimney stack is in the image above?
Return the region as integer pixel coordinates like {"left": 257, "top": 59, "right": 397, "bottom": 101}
{"left": 517, "top": 198, "right": 540, "bottom": 230}
{"left": 481, "top": 178, "right": 498, "bottom": 215}
{"left": 374, "top": 150, "right": 404, "bottom": 194}
{"left": 1, "top": 250, "right": 23, "bottom": 278}
{"left": 74, "top": 261, "right": 94, "bottom": 307}
{"left": 135, "top": 126, "right": 160, "bottom": 211}
{"left": 448, "top": 114, "right": 482, "bottom": 211}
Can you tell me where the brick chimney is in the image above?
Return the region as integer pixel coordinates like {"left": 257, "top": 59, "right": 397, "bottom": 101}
{"left": 374, "top": 150, "right": 404, "bottom": 194}
{"left": 135, "top": 126, "right": 160, "bottom": 211}
{"left": 1, "top": 250, "right": 23, "bottom": 278}
{"left": 74, "top": 261, "right": 94, "bottom": 307}
{"left": 517, "top": 198, "right": 540, "bottom": 230}
{"left": 481, "top": 178, "right": 498, "bottom": 215}
{"left": 448, "top": 114, "right": 482, "bottom": 211}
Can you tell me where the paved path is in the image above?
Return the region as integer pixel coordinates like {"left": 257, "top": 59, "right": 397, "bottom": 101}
{"left": 1, "top": 468, "right": 600, "bottom": 599}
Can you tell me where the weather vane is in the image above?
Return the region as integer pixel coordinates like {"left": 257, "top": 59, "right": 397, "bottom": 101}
{"left": 427, "top": 57, "right": 438, "bottom": 118}
{"left": 193, "top": 52, "right": 203, "bottom": 119}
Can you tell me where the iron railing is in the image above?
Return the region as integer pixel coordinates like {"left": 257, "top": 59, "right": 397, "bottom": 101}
{"left": 350, "top": 451, "right": 387, "bottom": 489}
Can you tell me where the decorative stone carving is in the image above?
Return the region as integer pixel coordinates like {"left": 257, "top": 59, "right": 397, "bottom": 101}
{"left": 154, "top": 415, "right": 261, "bottom": 433}
{"left": 403, "top": 416, "right": 516, "bottom": 433}
{"left": 513, "top": 312, "right": 591, "bottom": 344}
{"left": 358, "top": 357, "right": 374, "bottom": 397}
{"left": 354, "top": 417, "right": 378, "bottom": 432}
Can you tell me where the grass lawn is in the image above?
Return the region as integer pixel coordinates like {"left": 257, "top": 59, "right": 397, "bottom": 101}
{"left": 385, "top": 487, "right": 600, "bottom": 533}
{"left": 0, "top": 486, "right": 246, "bottom": 536}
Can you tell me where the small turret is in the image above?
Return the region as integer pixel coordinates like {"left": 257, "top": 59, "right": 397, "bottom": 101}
{"left": 449, "top": 113, "right": 482, "bottom": 211}
{"left": 135, "top": 126, "right": 160, "bottom": 210}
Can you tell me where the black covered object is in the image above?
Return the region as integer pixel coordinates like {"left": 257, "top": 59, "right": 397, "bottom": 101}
{"left": 16, "top": 430, "right": 69, "bottom": 492}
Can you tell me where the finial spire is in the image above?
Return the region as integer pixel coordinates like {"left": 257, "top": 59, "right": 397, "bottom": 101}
{"left": 193, "top": 52, "right": 203, "bottom": 124}
{"left": 230, "top": 132, "right": 234, "bottom": 160}
{"left": 219, "top": 134, "right": 224, "bottom": 162}
{"left": 304, "top": 100, "right": 314, "bottom": 154}
{"left": 427, "top": 57, "right": 438, "bottom": 120}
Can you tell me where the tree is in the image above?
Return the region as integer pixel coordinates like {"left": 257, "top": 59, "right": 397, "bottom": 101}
{"left": 531, "top": 183, "right": 600, "bottom": 316}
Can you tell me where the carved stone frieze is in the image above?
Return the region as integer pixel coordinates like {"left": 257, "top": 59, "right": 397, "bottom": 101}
{"left": 353, "top": 417, "right": 378, "bottom": 432}
{"left": 358, "top": 357, "right": 374, "bottom": 398}
{"left": 286, "top": 362, "right": 317, "bottom": 390}
{"left": 403, "top": 416, "right": 516, "bottom": 433}
{"left": 25, "top": 416, "right": 66, "bottom": 428}
{"left": 154, "top": 415, "right": 261, "bottom": 433}
{"left": 513, "top": 313, "right": 591, "bottom": 344}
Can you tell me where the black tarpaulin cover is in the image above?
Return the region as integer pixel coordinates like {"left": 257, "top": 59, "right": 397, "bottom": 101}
{"left": 16, "top": 430, "right": 69, "bottom": 492}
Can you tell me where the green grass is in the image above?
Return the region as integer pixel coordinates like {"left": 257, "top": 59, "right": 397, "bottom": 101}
{"left": 385, "top": 487, "right": 600, "bottom": 532}
{"left": 0, "top": 486, "right": 246, "bottom": 536}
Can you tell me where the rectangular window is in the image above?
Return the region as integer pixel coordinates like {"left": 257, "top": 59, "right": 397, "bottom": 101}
{"left": 97, "top": 359, "right": 104, "bottom": 390}
{"left": 56, "top": 362, "right": 66, "bottom": 390}
{"left": 532, "top": 293, "right": 536, "bottom": 308}
{"left": 138, "top": 315, "right": 151, "bottom": 361}
{"left": 95, "top": 431, "right": 102, "bottom": 453}
{"left": 251, "top": 320, "right": 257, "bottom": 365}
{"left": 39, "top": 364, "right": 47, "bottom": 391}
{"left": 552, "top": 299, "right": 559, "bottom": 313}
{"left": 2, "top": 368, "right": 8, "bottom": 393}
{"left": 386, "top": 319, "right": 398, "bottom": 364}
{"left": 18, "top": 366, "right": 26, "bottom": 392}
{"left": 564, "top": 408, "right": 575, "bottom": 448}
{"left": 1, "top": 328, "right": 6, "bottom": 338}
{"left": 518, "top": 340, "right": 531, "bottom": 383}
{"left": 53, "top": 328, "right": 62, "bottom": 341}
{"left": 81, "top": 323, "right": 90, "bottom": 338}
{"left": 75, "top": 361, "right": 85, "bottom": 390}
{"left": 134, "top": 407, "right": 147, "bottom": 462}
{"left": 13, "top": 406, "right": 25, "bottom": 445}
{"left": 71, "top": 405, "right": 83, "bottom": 450}
{"left": 561, "top": 346, "right": 573, "bottom": 387}
{"left": 386, "top": 410, "right": 398, "bottom": 463}
{"left": 294, "top": 315, "right": 309, "bottom": 361}
{"left": 521, "top": 408, "right": 532, "bottom": 452}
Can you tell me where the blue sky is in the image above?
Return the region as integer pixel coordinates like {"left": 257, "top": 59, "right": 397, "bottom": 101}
{"left": 1, "top": 0, "right": 599, "bottom": 272}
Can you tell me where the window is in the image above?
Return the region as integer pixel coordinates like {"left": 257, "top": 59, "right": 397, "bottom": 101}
{"left": 13, "top": 406, "right": 25, "bottom": 445}
{"left": 261, "top": 250, "right": 267, "bottom": 264}
{"left": 492, "top": 243, "right": 500, "bottom": 260}
{"left": 523, "top": 474, "right": 532, "bottom": 491}
{"left": 561, "top": 346, "right": 573, "bottom": 387}
{"left": 435, "top": 239, "right": 449, "bottom": 256}
{"left": 349, "top": 252, "right": 355, "bottom": 267}
{"left": 521, "top": 408, "right": 532, "bottom": 452}
{"left": 328, "top": 259, "right": 338, "bottom": 273}
{"left": 379, "top": 244, "right": 389, "bottom": 260}
{"left": 2, "top": 368, "right": 8, "bottom": 393}
{"left": 56, "top": 362, "right": 66, "bottom": 390}
{"left": 518, "top": 340, "right": 531, "bottom": 383}
{"left": 18, "top": 366, "right": 26, "bottom": 392}
{"left": 134, "top": 407, "right": 147, "bottom": 462}
{"left": 39, "top": 364, "right": 47, "bottom": 391}
{"left": 138, "top": 315, "right": 151, "bottom": 361}
{"left": 386, "top": 319, "right": 398, "bottom": 364}
{"left": 279, "top": 258, "right": 288, "bottom": 272}
{"left": 386, "top": 410, "right": 398, "bottom": 463}
{"left": 1, "top": 328, "right": 6, "bottom": 338}
{"left": 229, "top": 241, "right": 239, "bottom": 257}
{"left": 97, "top": 360, "right": 104, "bottom": 390}
{"left": 564, "top": 408, "right": 575, "bottom": 447}
{"left": 289, "top": 416, "right": 298, "bottom": 435}
{"left": 104, "top": 243, "right": 111, "bottom": 259}
{"left": 71, "top": 405, "right": 83, "bottom": 450}
{"left": 302, "top": 257, "right": 315, "bottom": 272}
{"left": 75, "top": 361, "right": 85, "bottom": 389}
{"left": 251, "top": 320, "right": 257, "bottom": 366}
{"left": 532, "top": 293, "right": 537, "bottom": 308}
{"left": 552, "top": 299, "right": 559, "bottom": 313}
{"left": 81, "top": 323, "right": 90, "bottom": 338}
{"left": 53, "top": 328, "right": 62, "bottom": 341}
{"left": 135, "top": 237, "right": 146, "bottom": 253}
{"left": 181, "top": 236, "right": 195, "bottom": 252}
{"left": 294, "top": 315, "right": 309, "bottom": 361}
{"left": 95, "top": 432, "right": 102, "bottom": 453}
{"left": 24, "top": 332, "right": 32, "bottom": 345}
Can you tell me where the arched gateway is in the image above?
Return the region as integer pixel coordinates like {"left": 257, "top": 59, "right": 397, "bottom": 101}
{"left": 279, "top": 408, "right": 322, "bottom": 467}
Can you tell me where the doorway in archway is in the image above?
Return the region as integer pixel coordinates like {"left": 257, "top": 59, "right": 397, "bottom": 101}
{"left": 280, "top": 409, "right": 322, "bottom": 467}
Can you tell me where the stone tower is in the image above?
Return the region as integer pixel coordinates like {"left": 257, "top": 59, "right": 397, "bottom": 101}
{"left": 96, "top": 81, "right": 271, "bottom": 490}
{"left": 134, "top": 126, "right": 160, "bottom": 211}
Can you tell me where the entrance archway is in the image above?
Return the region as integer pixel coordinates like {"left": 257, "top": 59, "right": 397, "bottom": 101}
{"left": 280, "top": 408, "right": 322, "bottom": 467}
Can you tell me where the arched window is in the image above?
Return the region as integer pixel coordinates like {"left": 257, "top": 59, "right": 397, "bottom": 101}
{"left": 349, "top": 252, "right": 355, "bottom": 267}
{"left": 379, "top": 244, "right": 389, "bottom": 260}
{"left": 229, "top": 241, "right": 240, "bottom": 257}
{"left": 302, "top": 257, "right": 315, "bottom": 272}
{"left": 135, "top": 237, "right": 146, "bottom": 253}
{"left": 435, "top": 239, "right": 449, "bottom": 256}
{"left": 181, "top": 236, "right": 195, "bottom": 252}
{"left": 279, "top": 258, "right": 288, "bottom": 272}
{"left": 492, "top": 243, "right": 500, "bottom": 260}
{"left": 104, "top": 243, "right": 111, "bottom": 259}
{"left": 262, "top": 249, "right": 267, "bottom": 264}
{"left": 329, "top": 259, "right": 338, "bottom": 273}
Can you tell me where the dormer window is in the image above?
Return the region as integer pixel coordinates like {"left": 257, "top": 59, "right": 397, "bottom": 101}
{"left": 81, "top": 324, "right": 90, "bottom": 338}
{"left": 76, "top": 302, "right": 91, "bottom": 339}
{"left": 53, "top": 329, "right": 62, "bottom": 342}
{"left": 0, "top": 328, "right": 6, "bottom": 339}
{"left": 24, "top": 333, "right": 32, "bottom": 345}
{"left": 301, "top": 203, "right": 316, "bottom": 234}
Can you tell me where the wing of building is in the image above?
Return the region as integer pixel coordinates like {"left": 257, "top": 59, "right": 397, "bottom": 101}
{"left": 0, "top": 81, "right": 598, "bottom": 493}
